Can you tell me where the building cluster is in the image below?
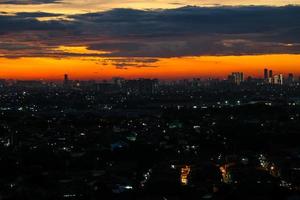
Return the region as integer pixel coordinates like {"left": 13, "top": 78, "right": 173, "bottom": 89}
{"left": 1, "top": 72, "right": 300, "bottom": 199}
{"left": 228, "top": 72, "right": 244, "bottom": 85}
{"left": 1, "top": 67, "right": 300, "bottom": 92}
{"left": 226, "top": 68, "right": 297, "bottom": 86}
{"left": 62, "top": 74, "right": 159, "bottom": 95}
{"left": 57, "top": 71, "right": 300, "bottom": 91}
{"left": 263, "top": 68, "right": 294, "bottom": 85}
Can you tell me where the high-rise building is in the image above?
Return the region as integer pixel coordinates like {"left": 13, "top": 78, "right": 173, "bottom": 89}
{"left": 228, "top": 72, "right": 244, "bottom": 85}
{"left": 287, "top": 73, "right": 294, "bottom": 85}
{"left": 273, "top": 75, "right": 279, "bottom": 84}
{"left": 64, "top": 74, "right": 69, "bottom": 86}
{"left": 264, "top": 68, "right": 269, "bottom": 80}
{"left": 273, "top": 74, "right": 284, "bottom": 85}
{"left": 279, "top": 74, "right": 284, "bottom": 85}
{"left": 264, "top": 68, "right": 274, "bottom": 84}
{"left": 269, "top": 70, "right": 273, "bottom": 79}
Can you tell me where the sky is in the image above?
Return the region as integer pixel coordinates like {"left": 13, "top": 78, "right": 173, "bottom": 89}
{"left": 1, "top": 0, "right": 300, "bottom": 80}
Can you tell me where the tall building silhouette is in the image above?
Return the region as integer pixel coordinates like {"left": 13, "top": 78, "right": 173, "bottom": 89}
{"left": 269, "top": 70, "right": 273, "bottom": 79}
{"left": 287, "top": 73, "right": 294, "bottom": 84}
{"left": 264, "top": 68, "right": 269, "bottom": 80}
{"left": 64, "top": 74, "right": 69, "bottom": 86}
{"left": 228, "top": 72, "right": 244, "bottom": 85}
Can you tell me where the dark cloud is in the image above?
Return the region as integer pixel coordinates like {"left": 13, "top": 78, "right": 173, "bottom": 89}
{"left": 0, "top": 12, "right": 71, "bottom": 34}
{"left": 81, "top": 58, "right": 159, "bottom": 69}
{"left": 0, "top": 0, "right": 60, "bottom": 4}
{"left": 73, "top": 6, "right": 300, "bottom": 36}
{"left": 68, "top": 6, "right": 300, "bottom": 57}
{"left": 1, "top": 6, "right": 300, "bottom": 62}
{"left": 15, "top": 12, "right": 62, "bottom": 18}
{"left": 89, "top": 42, "right": 147, "bottom": 52}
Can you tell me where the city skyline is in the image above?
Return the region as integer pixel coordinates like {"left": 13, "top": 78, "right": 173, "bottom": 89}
{"left": 1, "top": 68, "right": 297, "bottom": 86}
{"left": 1, "top": 54, "right": 300, "bottom": 80}
{"left": 2, "top": 1, "right": 300, "bottom": 199}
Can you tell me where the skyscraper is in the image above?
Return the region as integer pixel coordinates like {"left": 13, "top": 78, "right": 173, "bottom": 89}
{"left": 64, "top": 74, "right": 69, "bottom": 86}
{"left": 273, "top": 74, "right": 284, "bottom": 85}
{"left": 279, "top": 74, "right": 284, "bottom": 85}
{"left": 273, "top": 75, "right": 279, "bottom": 84}
{"left": 264, "top": 68, "right": 269, "bottom": 80}
{"left": 287, "top": 73, "right": 294, "bottom": 85}
{"left": 269, "top": 70, "right": 273, "bottom": 79}
{"left": 228, "top": 72, "right": 244, "bottom": 85}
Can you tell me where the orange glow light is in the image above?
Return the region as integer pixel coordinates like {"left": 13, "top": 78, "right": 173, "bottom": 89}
{"left": 0, "top": 54, "right": 300, "bottom": 80}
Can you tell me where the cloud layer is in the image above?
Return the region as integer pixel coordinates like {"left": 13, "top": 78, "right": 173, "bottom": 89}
{"left": 1, "top": 6, "right": 300, "bottom": 64}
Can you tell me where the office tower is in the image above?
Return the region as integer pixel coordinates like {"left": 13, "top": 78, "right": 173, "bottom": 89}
{"left": 279, "top": 74, "right": 284, "bottom": 85}
{"left": 64, "top": 74, "right": 69, "bottom": 82}
{"left": 64, "top": 74, "right": 69, "bottom": 86}
{"left": 229, "top": 72, "right": 244, "bottom": 85}
{"left": 287, "top": 73, "right": 294, "bottom": 84}
{"left": 273, "top": 74, "right": 284, "bottom": 85}
{"left": 273, "top": 75, "right": 279, "bottom": 84}
{"left": 269, "top": 70, "right": 273, "bottom": 78}
{"left": 264, "top": 68, "right": 269, "bottom": 80}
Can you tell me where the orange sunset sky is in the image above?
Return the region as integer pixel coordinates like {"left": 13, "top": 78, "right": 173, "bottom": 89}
{"left": 1, "top": 1, "right": 300, "bottom": 80}
{"left": 1, "top": 54, "right": 300, "bottom": 80}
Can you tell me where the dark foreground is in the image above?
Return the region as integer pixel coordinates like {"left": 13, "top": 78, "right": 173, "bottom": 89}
{"left": 1, "top": 81, "right": 300, "bottom": 199}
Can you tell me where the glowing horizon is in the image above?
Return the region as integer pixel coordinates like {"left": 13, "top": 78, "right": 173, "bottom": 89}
{"left": 1, "top": 54, "right": 300, "bottom": 80}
